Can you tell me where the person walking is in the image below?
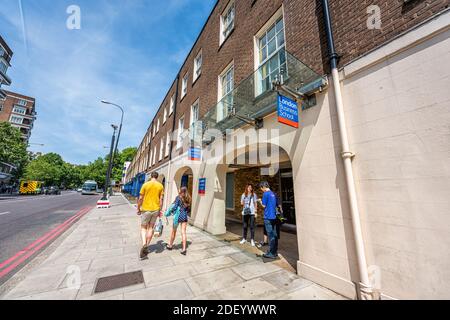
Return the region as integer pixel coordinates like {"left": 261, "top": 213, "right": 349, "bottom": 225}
{"left": 137, "top": 172, "right": 164, "bottom": 260}
{"left": 257, "top": 181, "right": 279, "bottom": 259}
{"left": 240, "top": 184, "right": 258, "bottom": 247}
{"left": 165, "top": 187, "right": 191, "bottom": 255}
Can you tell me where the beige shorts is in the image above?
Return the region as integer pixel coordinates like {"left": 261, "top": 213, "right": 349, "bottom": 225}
{"left": 140, "top": 210, "right": 159, "bottom": 226}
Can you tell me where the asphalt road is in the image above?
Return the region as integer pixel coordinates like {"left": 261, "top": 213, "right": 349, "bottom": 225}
{"left": 0, "top": 192, "right": 99, "bottom": 285}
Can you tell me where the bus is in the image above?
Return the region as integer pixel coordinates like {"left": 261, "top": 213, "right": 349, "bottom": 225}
{"left": 81, "top": 181, "right": 98, "bottom": 195}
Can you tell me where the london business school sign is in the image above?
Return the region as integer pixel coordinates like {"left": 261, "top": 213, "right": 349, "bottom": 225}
{"left": 277, "top": 94, "right": 299, "bottom": 128}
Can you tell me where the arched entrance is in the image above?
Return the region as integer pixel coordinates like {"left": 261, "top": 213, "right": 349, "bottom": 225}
{"left": 218, "top": 143, "right": 299, "bottom": 271}
{"left": 172, "top": 166, "right": 194, "bottom": 217}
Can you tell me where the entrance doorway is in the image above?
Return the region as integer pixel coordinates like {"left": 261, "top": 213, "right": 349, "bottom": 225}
{"left": 223, "top": 146, "right": 299, "bottom": 271}
{"left": 175, "top": 167, "right": 194, "bottom": 217}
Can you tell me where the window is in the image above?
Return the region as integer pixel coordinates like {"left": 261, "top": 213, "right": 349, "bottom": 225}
{"left": 159, "top": 137, "right": 164, "bottom": 161}
{"left": 220, "top": 2, "right": 235, "bottom": 45}
{"left": 156, "top": 118, "right": 160, "bottom": 133}
{"left": 181, "top": 73, "right": 188, "bottom": 98}
{"left": 152, "top": 124, "right": 156, "bottom": 137}
{"left": 217, "top": 63, "right": 234, "bottom": 122}
{"left": 152, "top": 146, "right": 157, "bottom": 165}
{"left": 163, "top": 107, "right": 168, "bottom": 124}
{"left": 17, "top": 99, "right": 27, "bottom": 106}
{"left": 177, "top": 116, "right": 185, "bottom": 149}
{"left": 10, "top": 115, "right": 24, "bottom": 124}
{"left": 190, "top": 100, "right": 199, "bottom": 126}
{"left": 12, "top": 105, "right": 26, "bottom": 115}
{"left": 0, "top": 46, "right": 4, "bottom": 57}
{"left": 193, "top": 50, "right": 202, "bottom": 82}
{"left": 165, "top": 132, "right": 171, "bottom": 157}
{"left": 256, "top": 15, "right": 286, "bottom": 96}
{"left": 0, "top": 60, "right": 7, "bottom": 74}
{"left": 149, "top": 150, "right": 153, "bottom": 167}
{"left": 169, "top": 94, "right": 175, "bottom": 114}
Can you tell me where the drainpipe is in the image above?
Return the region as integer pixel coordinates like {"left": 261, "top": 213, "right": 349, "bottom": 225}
{"left": 322, "top": 0, "right": 373, "bottom": 300}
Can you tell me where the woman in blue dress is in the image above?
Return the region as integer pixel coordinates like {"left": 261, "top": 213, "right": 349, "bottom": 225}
{"left": 166, "top": 187, "right": 191, "bottom": 255}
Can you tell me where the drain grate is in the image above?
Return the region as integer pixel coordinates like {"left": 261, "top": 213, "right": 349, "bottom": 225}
{"left": 94, "top": 270, "right": 144, "bottom": 294}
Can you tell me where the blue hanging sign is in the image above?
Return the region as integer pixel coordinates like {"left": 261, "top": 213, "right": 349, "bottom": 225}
{"left": 198, "top": 178, "right": 206, "bottom": 195}
{"left": 277, "top": 94, "right": 299, "bottom": 128}
{"left": 189, "top": 147, "right": 202, "bottom": 161}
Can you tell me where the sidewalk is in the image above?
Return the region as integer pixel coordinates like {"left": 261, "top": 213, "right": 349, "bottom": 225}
{"left": 0, "top": 194, "right": 345, "bottom": 300}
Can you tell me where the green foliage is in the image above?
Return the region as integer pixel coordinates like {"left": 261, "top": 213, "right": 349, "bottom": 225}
{"left": 21, "top": 147, "right": 137, "bottom": 189}
{"left": 0, "top": 122, "right": 29, "bottom": 178}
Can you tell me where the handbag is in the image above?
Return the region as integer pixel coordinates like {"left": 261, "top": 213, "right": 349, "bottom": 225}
{"left": 154, "top": 218, "right": 164, "bottom": 237}
{"left": 243, "top": 194, "right": 254, "bottom": 215}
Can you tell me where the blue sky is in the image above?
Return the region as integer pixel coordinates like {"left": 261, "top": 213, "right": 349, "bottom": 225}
{"left": 0, "top": 0, "right": 216, "bottom": 164}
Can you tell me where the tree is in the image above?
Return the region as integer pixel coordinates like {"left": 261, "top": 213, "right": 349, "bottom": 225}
{"left": 0, "top": 122, "right": 29, "bottom": 179}
{"left": 23, "top": 153, "right": 65, "bottom": 186}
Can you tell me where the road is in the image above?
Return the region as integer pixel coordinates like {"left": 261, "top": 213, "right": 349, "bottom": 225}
{"left": 0, "top": 192, "right": 99, "bottom": 286}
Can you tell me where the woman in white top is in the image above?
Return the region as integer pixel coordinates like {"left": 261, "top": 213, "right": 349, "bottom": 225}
{"left": 240, "top": 184, "right": 258, "bottom": 247}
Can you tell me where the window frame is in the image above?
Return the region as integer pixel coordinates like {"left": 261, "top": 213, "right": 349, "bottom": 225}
{"left": 193, "top": 50, "right": 202, "bottom": 83}
{"left": 217, "top": 62, "right": 234, "bottom": 122}
{"left": 253, "top": 7, "right": 286, "bottom": 97}
{"left": 12, "top": 105, "right": 27, "bottom": 115}
{"left": 177, "top": 115, "right": 185, "bottom": 150}
{"left": 181, "top": 73, "right": 188, "bottom": 99}
{"left": 220, "top": 1, "right": 235, "bottom": 45}
{"left": 190, "top": 99, "right": 200, "bottom": 126}
{"left": 165, "top": 131, "right": 171, "bottom": 157}
{"left": 10, "top": 115, "right": 24, "bottom": 125}
{"left": 163, "top": 107, "right": 168, "bottom": 124}
{"left": 169, "top": 94, "right": 175, "bottom": 115}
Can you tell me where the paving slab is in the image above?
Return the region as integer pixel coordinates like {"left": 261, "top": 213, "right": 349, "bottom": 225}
{"left": 1, "top": 194, "right": 345, "bottom": 300}
{"left": 185, "top": 269, "right": 244, "bottom": 296}
{"left": 124, "top": 280, "right": 194, "bottom": 300}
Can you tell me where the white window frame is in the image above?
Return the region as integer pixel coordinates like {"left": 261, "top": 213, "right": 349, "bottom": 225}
{"left": 193, "top": 50, "right": 202, "bottom": 82}
{"left": 163, "top": 107, "right": 168, "bottom": 124}
{"left": 190, "top": 99, "right": 200, "bottom": 126}
{"left": 181, "top": 73, "right": 188, "bottom": 99}
{"left": 169, "top": 94, "right": 175, "bottom": 115}
{"left": 165, "top": 132, "right": 171, "bottom": 157}
{"left": 156, "top": 118, "right": 160, "bottom": 133}
{"left": 177, "top": 116, "right": 185, "bottom": 149}
{"left": 13, "top": 105, "right": 26, "bottom": 115}
{"left": 220, "top": 1, "right": 235, "bottom": 45}
{"left": 152, "top": 146, "right": 157, "bottom": 165}
{"left": 17, "top": 99, "right": 27, "bottom": 106}
{"left": 10, "top": 115, "right": 24, "bottom": 125}
{"left": 254, "top": 7, "right": 286, "bottom": 96}
{"left": 217, "top": 62, "right": 234, "bottom": 122}
{"left": 159, "top": 137, "right": 164, "bottom": 162}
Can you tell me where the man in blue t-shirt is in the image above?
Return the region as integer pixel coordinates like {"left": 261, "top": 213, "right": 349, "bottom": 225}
{"left": 258, "top": 181, "right": 279, "bottom": 259}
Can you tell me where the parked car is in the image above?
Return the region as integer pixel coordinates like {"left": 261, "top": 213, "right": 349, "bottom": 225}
{"left": 77, "top": 187, "right": 82, "bottom": 192}
{"left": 45, "top": 186, "right": 61, "bottom": 195}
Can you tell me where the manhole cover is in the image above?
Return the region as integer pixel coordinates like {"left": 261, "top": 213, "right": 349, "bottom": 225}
{"left": 94, "top": 270, "right": 144, "bottom": 294}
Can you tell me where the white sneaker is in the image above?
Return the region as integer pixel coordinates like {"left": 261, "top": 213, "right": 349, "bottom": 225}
{"left": 251, "top": 240, "right": 256, "bottom": 247}
{"left": 240, "top": 239, "right": 247, "bottom": 245}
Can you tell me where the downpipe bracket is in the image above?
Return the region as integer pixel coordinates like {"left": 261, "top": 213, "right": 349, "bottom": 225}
{"left": 341, "top": 151, "right": 356, "bottom": 160}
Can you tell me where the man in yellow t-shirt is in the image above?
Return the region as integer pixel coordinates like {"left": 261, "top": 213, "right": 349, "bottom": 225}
{"left": 137, "top": 172, "right": 164, "bottom": 259}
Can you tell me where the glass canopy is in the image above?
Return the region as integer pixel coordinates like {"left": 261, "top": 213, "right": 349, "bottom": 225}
{"left": 189, "top": 50, "right": 324, "bottom": 146}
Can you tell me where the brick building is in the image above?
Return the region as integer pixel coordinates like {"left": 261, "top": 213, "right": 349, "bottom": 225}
{"left": 126, "top": 0, "right": 450, "bottom": 300}
{"left": 0, "top": 35, "right": 13, "bottom": 99}
{"left": 0, "top": 90, "right": 37, "bottom": 143}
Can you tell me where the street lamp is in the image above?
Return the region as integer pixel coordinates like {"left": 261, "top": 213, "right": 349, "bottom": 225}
{"left": 101, "top": 124, "right": 118, "bottom": 201}
{"left": 101, "top": 100, "right": 124, "bottom": 196}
